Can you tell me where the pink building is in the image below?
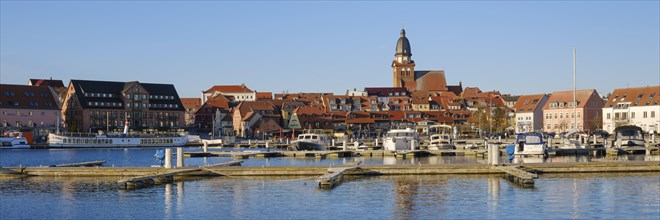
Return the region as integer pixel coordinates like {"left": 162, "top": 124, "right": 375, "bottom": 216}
{"left": 542, "top": 89, "right": 604, "bottom": 133}
{"left": 1, "top": 84, "right": 61, "bottom": 142}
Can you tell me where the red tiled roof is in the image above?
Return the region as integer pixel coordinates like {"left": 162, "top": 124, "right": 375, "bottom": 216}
{"left": 206, "top": 95, "right": 230, "bottom": 109}
{"left": 205, "top": 85, "right": 253, "bottom": 93}
{"left": 543, "top": 89, "right": 602, "bottom": 110}
{"left": 604, "top": 86, "right": 659, "bottom": 108}
{"left": 180, "top": 98, "right": 201, "bottom": 111}
{"left": 346, "top": 118, "right": 375, "bottom": 124}
{"left": 512, "top": 94, "right": 546, "bottom": 113}
{"left": 256, "top": 92, "right": 272, "bottom": 100}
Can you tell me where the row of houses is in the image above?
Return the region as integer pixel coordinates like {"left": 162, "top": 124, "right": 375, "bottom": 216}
{"left": 2, "top": 79, "right": 658, "bottom": 141}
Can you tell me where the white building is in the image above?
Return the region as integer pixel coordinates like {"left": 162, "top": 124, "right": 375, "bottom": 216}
{"left": 602, "top": 86, "right": 659, "bottom": 134}
{"left": 512, "top": 94, "right": 548, "bottom": 133}
{"left": 202, "top": 84, "right": 256, "bottom": 103}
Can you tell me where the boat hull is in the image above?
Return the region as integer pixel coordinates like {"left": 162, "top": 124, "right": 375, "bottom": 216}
{"left": 47, "top": 133, "right": 188, "bottom": 148}
{"left": 288, "top": 141, "right": 326, "bottom": 151}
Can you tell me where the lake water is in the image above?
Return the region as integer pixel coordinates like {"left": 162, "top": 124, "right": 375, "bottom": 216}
{"left": 1, "top": 174, "right": 659, "bottom": 219}
{"left": 1, "top": 148, "right": 659, "bottom": 219}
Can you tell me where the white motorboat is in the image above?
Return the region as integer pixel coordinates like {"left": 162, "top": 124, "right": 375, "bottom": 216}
{"left": 0, "top": 132, "right": 30, "bottom": 149}
{"left": 288, "top": 133, "right": 330, "bottom": 151}
{"left": 612, "top": 125, "right": 645, "bottom": 148}
{"left": 427, "top": 125, "right": 455, "bottom": 150}
{"left": 48, "top": 122, "right": 188, "bottom": 148}
{"left": 383, "top": 128, "right": 419, "bottom": 151}
{"left": 513, "top": 133, "right": 547, "bottom": 156}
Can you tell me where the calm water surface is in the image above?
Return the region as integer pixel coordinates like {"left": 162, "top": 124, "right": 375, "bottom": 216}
{"left": 1, "top": 174, "right": 659, "bottom": 219}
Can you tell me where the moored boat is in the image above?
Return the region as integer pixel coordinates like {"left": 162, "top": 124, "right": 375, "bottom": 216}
{"left": 383, "top": 128, "right": 419, "bottom": 151}
{"left": 427, "top": 125, "right": 455, "bottom": 150}
{"left": 612, "top": 125, "right": 645, "bottom": 148}
{"left": 288, "top": 133, "right": 330, "bottom": 151}
{"left": 0, "top": 132, "right": 30, "bottom": 149}
{"left": 47, "top": 122, "right": 188, "bottom": 148}
{"left": 513, "top": 133, "right": 547, "bottom": 156}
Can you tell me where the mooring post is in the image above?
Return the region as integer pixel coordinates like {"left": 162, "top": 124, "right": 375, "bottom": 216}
{"left": 332, "top": 139, "right": 335, "bottom": 147}
{"left": 343, "top": 139, "right": 347, "bottom": 151}
{"left": 375, "top": 138, "right": 379, "bottom": 147}
{"left": 164, "top": 148, "right": 172, "bottom": 169}
{"left": 548, "top": 137, "right": 553, "bottom": 149}
{"left": 354, "top": 141, "right": 359, "bottom": 150}
{"left": 203, "top": 142, "right": 208, "bottom": 153}
{"left": 176, "top": 147, "right": 184, "bottom": 168}
{"left": 411, "top": 139, "right": 416, "bottom": 151}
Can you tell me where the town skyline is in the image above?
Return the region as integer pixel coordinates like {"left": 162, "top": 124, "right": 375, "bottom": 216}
{"left": 1, "top": 1, "right": 658, "bottom": 98}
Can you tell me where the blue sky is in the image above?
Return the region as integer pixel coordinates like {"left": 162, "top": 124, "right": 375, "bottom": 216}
{"left": 1, "top": 1, "right": 658, "bottom": 98}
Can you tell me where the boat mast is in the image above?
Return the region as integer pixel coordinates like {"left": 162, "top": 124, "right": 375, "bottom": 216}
{"left": 573, "top": 48, "right": 577, "bottom": 131}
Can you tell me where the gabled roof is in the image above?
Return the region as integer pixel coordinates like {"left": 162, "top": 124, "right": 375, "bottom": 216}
{"left": 205, "top": 94, "right": 230, "bottom": 109}
{"left": 294, "top": 106, "right": 325, "bottom": 116}
{"left": 235, "top": 101, "right": 276, "bottom": 116}
{"left": 512, "top": 94, "right": 547, "bottom": 113}
{"left": 0, "top": 84, "right": 60, "bottom": 110}
{"left": 204, "top": 84, "right": 254, "bottom": 93}
{"left": 180, "top": 98, "right": 201, "bottom": 111}
{"left": 604, "top": 86, "right": 660, "bottom": 108}
{"left": 543, "top": 89, "right": 602, "bottom": 110}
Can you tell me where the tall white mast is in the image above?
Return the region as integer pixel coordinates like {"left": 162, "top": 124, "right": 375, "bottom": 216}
{"left": 573, "top": 48, "right": 577, "bottom": 130}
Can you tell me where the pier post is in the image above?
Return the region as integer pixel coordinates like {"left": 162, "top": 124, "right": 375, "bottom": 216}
{"left": 488, "top": 144, "right": 499, "bottom": 165}
{"left": 354, "top": 141, "right": 359, "bottom": 150}
{"left": 411, "top": 139, "right": 416, "bottom": 151}
{"left": 375, "top": 138, "right": 379, "bottom": 147}
{"left": 548, "top": 138, "right": 553, "bottom": 149}
{"left": 176, "top": 147, "right": 184, "bottom": 168}
{"left": 593, "top": 135, "right": 597, "bottom": 146}
{"left": 652, "top": 133, "right": 655, "bottom": 143}
{"left": 498, "top": 136, "right": 501, "bottom": 143}
{"left": 203, "top": 142, "right": 208, "bottom": 153}
{"left": 164, "top": 148, "right": 172, "bottom": 168}
{"left": 343, "top": 140, "right": 347, "bottom": 151}
{"left": 332, "top": 139, "right": 335, "bottom": 147}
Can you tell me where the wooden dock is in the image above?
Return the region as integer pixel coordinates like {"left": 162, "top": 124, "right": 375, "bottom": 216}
{"left": 50, "top": 160, "right": 107, "bottom": 167}
{"left": 117, "top": 160, "right": 244, "bottom": 190}
{"left": 394, "top": 150, "right": 431, "bottom": 159}
{"left": 118, "top": 168, "right": 201, "bottom": 190}
{"left": 493, "top": 165, "right": 537, "bottom": 187}
{"left": 315, "top": 161, "right": 361, "bottom": 188}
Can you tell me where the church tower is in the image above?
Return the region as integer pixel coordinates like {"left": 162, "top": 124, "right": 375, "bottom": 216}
{"left": 392, "top": 29, "right": 416, "bottom": 90}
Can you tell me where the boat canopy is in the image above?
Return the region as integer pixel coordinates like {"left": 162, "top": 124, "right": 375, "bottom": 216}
{"left": 516, "top": 133, "right": 544, "bottom": 145}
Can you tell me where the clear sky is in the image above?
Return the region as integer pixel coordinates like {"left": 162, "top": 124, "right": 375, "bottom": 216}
{"left": 1, "top": 1, "right": 658, "bottom": 98}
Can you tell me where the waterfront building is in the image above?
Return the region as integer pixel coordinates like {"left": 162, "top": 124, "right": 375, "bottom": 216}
{"left": 274, "top": 100, "right": 306, "bottom": 129}
{"left": 61, "top": 80, "right": 185, "bottom": 132}
{"left": 542, "top": 89, "right": 604, "bottom": 133}
{"left": 501, "top": 94, "right": 521, "bottom": 109}
{"left": 512, "top": 94, "right": 548, "bottom": 133}
{"left": 202, "top": 84, "right": 256, "bottom": 104}
{"left": 0, "top": 84, "right": 61, "bottom": 141}
{"left": 392, "top": 29, "right": 448, "bottom": 92}
{"left": 194, "top": 94, "right": 232, "bottom": 136}
{"left": 601, "top": 86, "right": 659, "bottom": 134}
{"left": 292, "top": 106, "right": 333, "bottom": 131}
{"left": 180, "top": 98, "right": 201, "bottom": 128}
{"left": 232, "top": 101, "right": 279, "bottom": 138}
